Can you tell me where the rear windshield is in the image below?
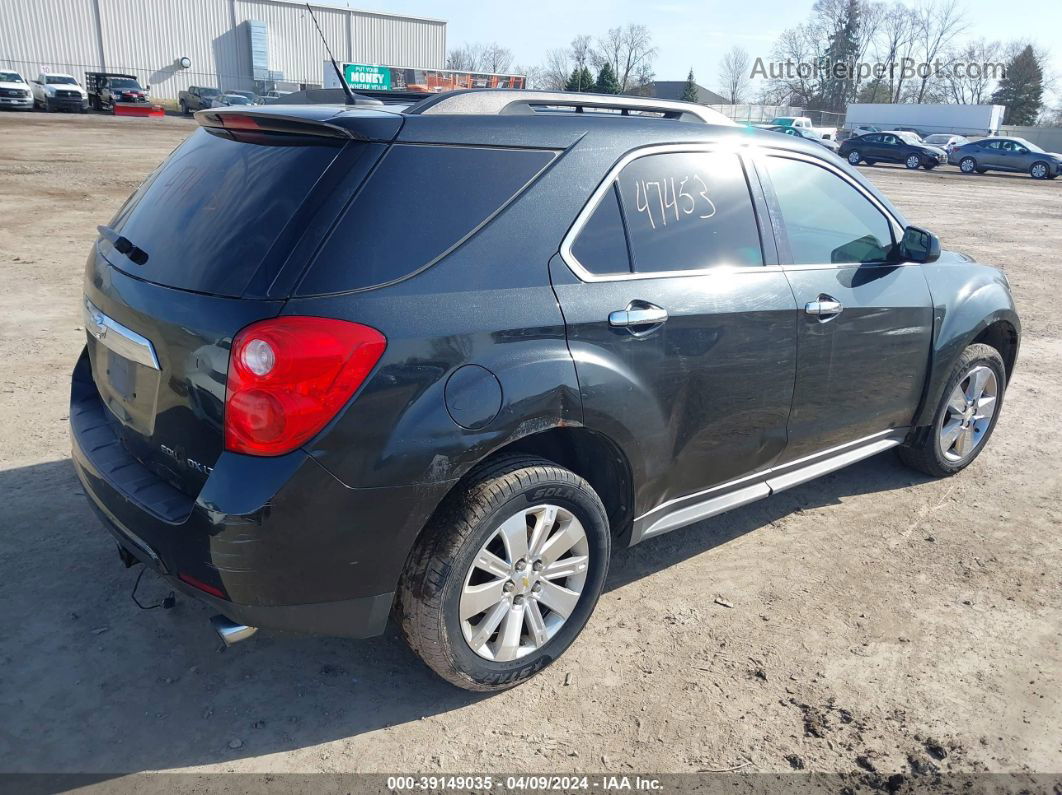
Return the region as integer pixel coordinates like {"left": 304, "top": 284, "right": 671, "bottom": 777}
{"left": 296, "top": 144, "right": 555, "bottom": 295}
{"left": 105, "top": 127, "right": 343, "bottom": 296}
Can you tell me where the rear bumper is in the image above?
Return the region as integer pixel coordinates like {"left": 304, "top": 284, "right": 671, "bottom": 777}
{"left": 70, "top": 349, "right": 449, "bottom": 638}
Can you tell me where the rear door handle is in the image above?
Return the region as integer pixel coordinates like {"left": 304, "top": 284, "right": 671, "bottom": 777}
{"left": 609, "top": 303, "right": 669, "bottom": 330}
{"left": 805, "top": 296, "right": 844, "bottom": 319}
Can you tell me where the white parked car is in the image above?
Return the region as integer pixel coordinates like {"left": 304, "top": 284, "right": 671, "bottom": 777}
{"left": 32, "top": 71, "right": 88, "bottom": 112}
{"left": 0, "top": 69, "right": 34, "bottom": 111}
{"left": 209, "top": 93, "right": 254, "bottom": 108}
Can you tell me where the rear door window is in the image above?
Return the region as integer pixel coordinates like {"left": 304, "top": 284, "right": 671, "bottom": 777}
{"left": 105, "top": 127, "right": 345, "bottom": 297}
{"left": 615, "top": 151, "right": 764, "bottom": 273}
{"left": 297, "top": 144, "right": 556, "bottom": 294}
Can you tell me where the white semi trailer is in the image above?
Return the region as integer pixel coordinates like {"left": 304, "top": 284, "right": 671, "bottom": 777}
{"left": 843, "top": 104, "right": 1005, "bottom": 136}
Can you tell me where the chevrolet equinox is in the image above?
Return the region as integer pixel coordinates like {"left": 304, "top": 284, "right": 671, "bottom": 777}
{"left": 71, "top": 89, "right": 1020, "bottom": 691}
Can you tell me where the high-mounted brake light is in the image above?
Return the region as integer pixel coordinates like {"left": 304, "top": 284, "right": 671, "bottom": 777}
{"left": 224, "top": 317, "right": 386, "bottom": 456}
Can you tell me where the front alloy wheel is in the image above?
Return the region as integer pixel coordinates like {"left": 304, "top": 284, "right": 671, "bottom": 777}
{"left": 960, "top": 157, "right": 977, "bottom": 174}
{"left": 460, "top": 504, "right": 589, "bottom": 662}
{"left": 906, "top": 154, "right": 921, "bottom": 169}
{"left": 898, "top": 343, "right": 1006, "bottom": 477}
{"left": 1030, "top": 161, "right": 1049, "bottom": 180}
{"left": 847, "top": 150, "right": 861, "bottom": 165}
{"left": 937, "top": 365, "right": 998, "bottom": 462}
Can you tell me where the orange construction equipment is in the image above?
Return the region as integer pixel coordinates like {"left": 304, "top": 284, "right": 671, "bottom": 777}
{"left": 114, "top": 102, "right": 165, "bottom": 118}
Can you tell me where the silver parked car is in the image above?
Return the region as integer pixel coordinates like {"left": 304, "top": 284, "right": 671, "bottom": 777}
{"left": 949, "top": 137, "right": 1062, "bottom": 180}
{"left": 923, "top": 134, "right": 969, "bottom": 156}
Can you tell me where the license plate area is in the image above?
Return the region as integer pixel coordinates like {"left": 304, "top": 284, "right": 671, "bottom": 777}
{"left": 84, "top": 299, "right": 162, "bottom": 436}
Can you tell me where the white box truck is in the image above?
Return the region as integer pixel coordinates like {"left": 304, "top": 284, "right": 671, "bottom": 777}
{"left": 843, "top": 104, "right": 1005, "bottom": 137}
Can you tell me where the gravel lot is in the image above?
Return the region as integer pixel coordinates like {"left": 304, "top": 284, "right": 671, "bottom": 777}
{"left": 0, "top": 113, "right": 1059, "bottom": 783}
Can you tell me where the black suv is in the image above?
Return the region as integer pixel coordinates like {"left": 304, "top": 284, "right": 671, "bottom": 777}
{"left": 71, "top": 90, "right": 1020, "bottom": 691}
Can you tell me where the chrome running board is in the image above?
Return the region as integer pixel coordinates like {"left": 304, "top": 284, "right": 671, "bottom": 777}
{"left": 632, "top": 429, "right": 907, "bottom": 544}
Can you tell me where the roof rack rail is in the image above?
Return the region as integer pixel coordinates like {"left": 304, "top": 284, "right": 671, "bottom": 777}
{"left": 406, "top": 89, "right": 737, "bottom": 126}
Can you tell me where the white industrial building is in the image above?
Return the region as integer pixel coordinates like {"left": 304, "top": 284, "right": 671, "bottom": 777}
{"left": 0, "top": 0, "right": 446, "bottom": 99}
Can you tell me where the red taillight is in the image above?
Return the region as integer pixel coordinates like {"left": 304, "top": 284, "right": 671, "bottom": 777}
{"left": 224, "top": 316, "right": 386, "bottom": 456}
{"left": 179, "top": 572, "right": 226, "bottom": 599}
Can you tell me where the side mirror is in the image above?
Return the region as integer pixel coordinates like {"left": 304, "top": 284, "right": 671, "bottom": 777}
{"left": 900, "top": 226, "right": 940, "bottom": 264}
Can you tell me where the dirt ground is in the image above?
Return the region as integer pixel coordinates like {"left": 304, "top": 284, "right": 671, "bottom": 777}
{"left": 0, "top": 113, "right": 1059, "bottom": 783}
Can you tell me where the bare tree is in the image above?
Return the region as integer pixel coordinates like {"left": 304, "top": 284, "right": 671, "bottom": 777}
{"left": 591, "top": 25, "right": 657, "bottom": 93}
{"left": 540, "top": 48, "right": 572, "bottom": 90}
{"left": 446, "top": 42, "right": 513, "bottom": 74}
{"left": 719, "top": 46, "right": 752, "bottom": 103}
{"left": 911, "top": 0, "right": 966, "bottom": 102}
{"left": 943, "top": 38, "right": 1001, "bottom": 103}
{"left": 571, "top": 34, "right": 593, "bottom": 69}
{"left": 482, "top": 43, "right": 515, "bottom": 74}
{"left": 446, "top": 43, "right": 486, "bottom": 72}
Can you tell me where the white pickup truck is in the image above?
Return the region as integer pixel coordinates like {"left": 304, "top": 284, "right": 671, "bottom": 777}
{"left": 770, "top": 116, "right": 837, "bottom": 141}
{"left": 0, "top": 69, "right": 34, "bottom": 111}
{"left": 31, "top": 71, "right": 89, "bottom": 112}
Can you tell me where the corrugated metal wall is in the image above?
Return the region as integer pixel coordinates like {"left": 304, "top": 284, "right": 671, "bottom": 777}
{"left": 0, "top": 0, "right": 446, "bottom": 98}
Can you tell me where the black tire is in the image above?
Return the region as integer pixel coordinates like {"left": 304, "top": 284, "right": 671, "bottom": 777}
{"left": 897, "top": 343, "right": 1006, "bottom": 478}
{"left": 923, "top": 162, "right": 937, "bottom": 170}
{"left": 398, "top": 454, "right": 610, "bottom": 692}
{"left": 905, "top": 154, "right": 921, "bottom": 169}
{"left": 179, "top": 100, "right": 188, "bottom": 115}
{"left": 865, "top": 159, "right": 876, "bottom": 166}
{"left": 959, "top": 156, "right": 977, "bottom": 174}
{"left": 1029, "top": 161, "right": 1050, "bottom": 180}
{"left": 847, "top": 150, "right": 861, "bottom": 166}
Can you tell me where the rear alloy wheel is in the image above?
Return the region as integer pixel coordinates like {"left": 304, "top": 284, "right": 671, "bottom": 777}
{"left": 399, "top": 454, "right": 610, "bottom": 691}
{"left": 959, "top": 157, "right": 977, "bottom": 174}
{"left": 847, "top": 150, "right": 861, "bottom": 165}
{"left": 1030, "top": 161, "right": 1050, "bottom": 180}
{"left": 898, "top": 343, "right": 1006, "bottom": 477}
{"left": 905, "top": 154, "right": 921, "bottom": 169}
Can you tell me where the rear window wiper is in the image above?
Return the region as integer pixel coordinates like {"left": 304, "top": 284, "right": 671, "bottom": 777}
{"left": 98, "top": 225, "right": 149, "bottom": 265}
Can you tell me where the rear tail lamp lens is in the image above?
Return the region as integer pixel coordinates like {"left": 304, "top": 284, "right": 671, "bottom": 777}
{"left": 225, "top": 316, "right": 386, "bottom": 456}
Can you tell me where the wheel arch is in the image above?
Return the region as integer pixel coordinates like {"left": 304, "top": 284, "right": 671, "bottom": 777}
{"left": 912, "top": 263, "right": 1020, "bottom": 428}
{"left": 416, "top": 424, "right": 636, "bottom": 549}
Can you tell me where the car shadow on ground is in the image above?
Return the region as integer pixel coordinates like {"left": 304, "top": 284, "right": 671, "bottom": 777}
{"left": 0, "top": 452, "right": 929, "bottom": 773}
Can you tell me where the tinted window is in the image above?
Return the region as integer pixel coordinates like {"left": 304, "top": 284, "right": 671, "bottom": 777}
{"left": 106, "top": 127, "right": 343, "bottom": 297}
{"left": 862, "top": 134, "right": 880, "bottom": 143}
{"left": 764, "top": 156, "right": 895, "bottom": 265}
{"left": 298, "top": 145, "right": 555, "bottom": 294}
{"left": 616, "top": 151, "right": 763, "bottom": 273}
{"left": 570, "top": 184, "right": 631, "bottom": 274}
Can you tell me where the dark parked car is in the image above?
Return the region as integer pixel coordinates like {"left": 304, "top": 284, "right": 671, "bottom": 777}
{"left": 71, "top": 90, "right": 1020, "bottom": 691}
{"left": 949, "top": 136, "right": 1062, "bottom": 179}
{"left": 178, "top": 85, "right": 221, "bottom": 114}
{"left": 85, "top": 72, "right": 149, "bottom": 111}
{"left": 839, "top": 130, "right": 947, "bottom": 170}
{"left": 765, "top": 124, "right": 840, "bottom": 152}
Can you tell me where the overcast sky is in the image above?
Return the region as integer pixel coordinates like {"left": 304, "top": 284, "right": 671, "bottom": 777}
{"left": 320, "top": 0, "right": 1057, "bottom": 100}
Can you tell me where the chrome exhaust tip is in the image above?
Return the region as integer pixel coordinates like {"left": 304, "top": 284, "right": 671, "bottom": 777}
{"left": 210, "top": 615, "right": 258, "bottom": 646}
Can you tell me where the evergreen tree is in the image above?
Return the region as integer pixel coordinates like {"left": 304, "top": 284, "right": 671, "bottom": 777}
{"left": 565, "top": 66, "right": 595, "bottom": 92}
{"left": 991, "top": 45, "right": 1044, "bottom": 125}
{"left": 822, "top": 0, "right": 861, "bottom": 114}
{"left": 681, "top": 68, "right": 699, "bottom": 102}
{"left": 595, "top": 63, "right": 621, "bottom": 94}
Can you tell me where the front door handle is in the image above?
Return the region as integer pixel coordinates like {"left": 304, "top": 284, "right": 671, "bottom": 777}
{"left": 805, "top": 296, "right": 844, "bottom": 319}
{"left": 609, "top": 302, "right": 669, "bottom": 332}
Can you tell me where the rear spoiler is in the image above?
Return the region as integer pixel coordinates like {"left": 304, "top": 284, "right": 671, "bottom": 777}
{"left": 193, "top": 106, "right": 404, "bottom": 143}
{"left": 194, "top": 108, "right": 356, "bottom": 139}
